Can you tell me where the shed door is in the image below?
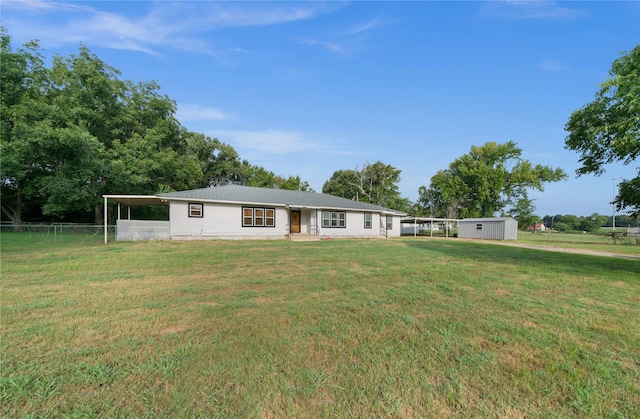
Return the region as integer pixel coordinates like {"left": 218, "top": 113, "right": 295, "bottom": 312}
{"left": 290, "top": 211, "right": 301, "bottom": 233}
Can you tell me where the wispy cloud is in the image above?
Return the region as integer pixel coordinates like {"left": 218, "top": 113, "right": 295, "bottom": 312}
{"left": 480, "top": 1, "right": 586, "bottom": 20}
{"left": 537, "top": 59, "right": 569, "bottom": 72}
{"left": 296, "top": 37, "right": 347, "bottom": 55}
{"left": 348, "top": 17, "right": 385, "bottom": 35}
{"left": 294, "top": 16, "right": 386, "bottom": 56}
{"left": 2, "top": 1, "right": 339, "bottom": 55}
{"left": 176, "top": 104, "right": 235, "bottom": 122}
{"left": 214, "top": 129, "right": 357, "bottom": 156}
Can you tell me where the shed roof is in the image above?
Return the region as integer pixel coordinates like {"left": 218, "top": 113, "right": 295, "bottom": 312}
{"left": 158, "top": 185, "right": 406, "bottom": 215}
{"left": 460, "top": 217, "right": 516, "bottom": 222}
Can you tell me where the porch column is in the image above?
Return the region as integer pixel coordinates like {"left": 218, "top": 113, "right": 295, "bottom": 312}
{"left": 104, "top": 196, "right": 108, "bottom": 244}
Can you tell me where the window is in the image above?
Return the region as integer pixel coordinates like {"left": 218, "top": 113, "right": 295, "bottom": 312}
{"left": 364, "top": 213, "right": 372, "bottom": 229}
{"left": 386, "top": 215, "right": 393, "bottom": 230}
{"left": 242, "top": 207, "right": 276, "bottom": 227}
{"left": 476, "top": 223, "right": 483, "bottom": 230}
{"left": 189, "top": 203, "right": 203, "bottom": 218}
{"left": 265, "top": 209, "right": 275, "bottom": 226}
{"left": 322, "top": 211, "right": 346, "bottom": 228}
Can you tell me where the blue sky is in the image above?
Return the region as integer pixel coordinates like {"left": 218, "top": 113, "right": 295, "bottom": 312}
{"left": 2, "top": 1, "right": 639, "bottom": 217}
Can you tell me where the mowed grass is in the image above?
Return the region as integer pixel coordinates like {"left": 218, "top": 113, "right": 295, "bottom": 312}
{"left": 516, "top": 231, "right": 640, "bottom": 256}
{"left": 2, "top": 234, "right": 639, "bottom": 418}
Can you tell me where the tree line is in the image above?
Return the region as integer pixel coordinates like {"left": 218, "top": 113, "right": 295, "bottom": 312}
{"left": 1, "top": 31, "right": 311, "bottom": 225}
{"left": 2, "top": 29, "right": 638, "bottom": 227}
{"left": 540, "top": 214, "right": 638, "bottom": 232}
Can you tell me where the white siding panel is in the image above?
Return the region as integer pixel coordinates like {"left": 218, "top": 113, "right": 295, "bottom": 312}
{"left": 116, "top": 220, "right": 170, "bottom": 241}
{"left": 315, "top": 211, "right": 394, "bottom": 238}
{"left": 169, "top": 202, "right": 403, "bottom": 240}
{"left": 169, "top": 201, "right": 288, "bottom": 240}
{"left": 386, "top": 215, "right": 402, "bottom": 237}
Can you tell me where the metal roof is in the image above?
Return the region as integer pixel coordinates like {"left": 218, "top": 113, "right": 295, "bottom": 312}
{"left": 459, "top": 217, "right": 516, "bottom": 222}
{"left": 103, "top": 195, "right": 167, "bottom": 206}
{"left": 400, "top": 217, "right": 460, "bottom": 223}
{"left": 158, "top": 185, "right": 406, "bottom": 215}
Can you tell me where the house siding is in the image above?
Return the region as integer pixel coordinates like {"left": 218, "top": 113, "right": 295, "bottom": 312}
{"left": 169, "top": 201, "right": 289, "bottom": 240}
{"left": 313, "top": 211, "right": 401, "bottom": 238}
{"left": 167, "top": 202, "right": 403, "bottom": 240}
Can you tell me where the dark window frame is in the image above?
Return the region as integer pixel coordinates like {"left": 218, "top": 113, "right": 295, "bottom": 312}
{"left": 242, "top": 206, "right": 276, "bottom": 228}
{"left": 476, "top": 223, "right": 483, "bottom": 230}
{"left": 189, "top": 203, "right": 204, "bottom": 218}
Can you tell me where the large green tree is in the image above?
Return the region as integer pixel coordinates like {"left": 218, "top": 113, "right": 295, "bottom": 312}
{"left": 1, "top": 29, "right": 316, "bottom": 224}
{"left": 565, "top": 45, "right": 640, "bottom": 215}
{"left": 322, "top": 161, "right": 409, "bottom": 210}
{"left": 185, "top": 131, "right": 249, "bottom": 188}
{"left": 45, "top": 47, "right": 206, "bottom": 223}
{"left": 419, "top": 141, "right": 567, "bottom": 218}
{"left": 1, "top": 32, "right": 207, "bottom": 224}
{"left": 0, "top": 30, "right": 50, "bottom": 226}
{"left": 507, "top": 197, "right": 538, "bottom": 231}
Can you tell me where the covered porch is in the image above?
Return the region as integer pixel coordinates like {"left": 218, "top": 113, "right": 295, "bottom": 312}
{"left": 287, "top": 206, "right": 320, "bottom": 240}
{"left": 103, "top": 195, "right": 169, "bottom": 243}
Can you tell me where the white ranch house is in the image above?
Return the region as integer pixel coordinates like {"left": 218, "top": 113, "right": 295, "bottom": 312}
{"left": 104, "top": 185, "right": 406, "bottom": 242}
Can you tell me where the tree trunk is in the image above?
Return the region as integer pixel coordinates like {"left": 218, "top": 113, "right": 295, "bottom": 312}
{"left": 94, "top": 203, "right": 103, "bottom": 227}
{"left": 1, "top": 185, "right": 24, "bottom": 232}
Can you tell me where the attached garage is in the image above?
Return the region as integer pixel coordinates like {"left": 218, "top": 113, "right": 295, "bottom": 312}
{"left": 458, "top": 217, "right": 518, "bottom": 241}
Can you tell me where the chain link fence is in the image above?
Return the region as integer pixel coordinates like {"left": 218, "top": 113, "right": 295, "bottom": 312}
{"left": 1, "top": 223, "right": 116, "bottom": 245}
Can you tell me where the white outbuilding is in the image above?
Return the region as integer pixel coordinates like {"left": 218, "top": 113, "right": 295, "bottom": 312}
{"left": 458, "top": 217, "right": 518, "bottom": 241}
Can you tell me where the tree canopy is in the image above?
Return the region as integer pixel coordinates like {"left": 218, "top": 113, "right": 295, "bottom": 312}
{"left": 418, "top": 141, "right": 567, "bottom": 218}
{"left": 0, "top": 30, "right": 312, "bottom": 225}
{"left": 322, "top": 161, "right": 411, "bottom": 211}
{"left": 565, "top": 45, "right": 640, "bottom": 215}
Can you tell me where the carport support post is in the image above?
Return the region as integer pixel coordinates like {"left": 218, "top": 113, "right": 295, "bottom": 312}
{"left": 104, "top": 196, "right": 108, "bottom": 243}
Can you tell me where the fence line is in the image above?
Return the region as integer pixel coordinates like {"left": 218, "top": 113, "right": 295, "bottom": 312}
{"left": 1, "top": 223, "right": 116, "bottom": 243}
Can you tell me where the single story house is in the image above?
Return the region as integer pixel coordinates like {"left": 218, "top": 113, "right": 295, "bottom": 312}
{"left": 458, "top": 217, "right": 518, "bottom": 241}
{"left": 104, "top": 185, "right": 406, "bottom": 242}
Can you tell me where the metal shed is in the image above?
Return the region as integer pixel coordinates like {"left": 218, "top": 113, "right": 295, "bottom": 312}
{"left": 458, "top": 217, "right": 518, "bottom": 241}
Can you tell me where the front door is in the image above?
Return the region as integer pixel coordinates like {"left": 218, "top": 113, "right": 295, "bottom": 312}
{"left": 290, "top": 211, "right": 301, "bottom": 233}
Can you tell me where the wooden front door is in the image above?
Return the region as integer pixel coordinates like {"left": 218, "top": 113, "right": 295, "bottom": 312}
{"left": 290, "top": 211, "right": 301, "bottom": 233}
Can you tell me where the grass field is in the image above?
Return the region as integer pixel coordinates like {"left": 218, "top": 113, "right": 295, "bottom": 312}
{"left": 516, "top": 231, "right": 640, "bottom": 255}
{"left": 2, "top": 233, "right": 639, "bottom": 417}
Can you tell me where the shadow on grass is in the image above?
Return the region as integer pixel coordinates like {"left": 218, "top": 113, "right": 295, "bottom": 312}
{"left": 401, "top": 238, "right": 640, "bottom": 277}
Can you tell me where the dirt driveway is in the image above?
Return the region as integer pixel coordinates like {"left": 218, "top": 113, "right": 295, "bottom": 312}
{"left": 490, "top": 241, "right": 640, "bottom": 260}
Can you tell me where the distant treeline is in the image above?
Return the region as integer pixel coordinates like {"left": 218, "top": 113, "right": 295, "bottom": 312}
{"left": 541, "top": 214, "right": 638, "bottom": 232}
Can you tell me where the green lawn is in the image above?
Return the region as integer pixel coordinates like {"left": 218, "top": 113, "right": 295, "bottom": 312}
{"left": 2, "top": 234, "right": 639, "bottom": 417}
{"left": 517, "top": 230, "right": 640, "bottom": 252}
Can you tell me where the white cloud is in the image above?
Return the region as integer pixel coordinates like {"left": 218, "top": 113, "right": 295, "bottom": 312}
{"left": 2, "top": 1, "right": 341, "bottom": 55}
{"left": 213, "top": 129, "right": 360, "bottom": 157}
{"left": 216, "top": 130, "right": 325, "bottom": 154}
{"left": 294, "top": 15, "right": 386, "bottom": 56}
{"left": 296, "top": 37, "right": 347, "bottom": 55}
{"left": 480, "top": 1, "right": 586, "bottom": 20}
{"left": 176, "top": 104, "right": 235, "bottom": 122}
{"left": 348, "top": 17, "right": 384, "bottom": 35}
{"left": 537, "top": 59, "right": 569, "bottom": 72}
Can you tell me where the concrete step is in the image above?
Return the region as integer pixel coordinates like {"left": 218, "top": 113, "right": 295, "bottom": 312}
{"left": 288, "top": 233, "right": 321, "bottom": 242}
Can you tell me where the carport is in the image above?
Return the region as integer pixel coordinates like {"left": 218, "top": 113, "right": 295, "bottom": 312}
{"left": 103, "top": 195, "right": 168, "bottom": 243}
{"left": 400, "top": 217, "right": 460, "bottom": 237}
